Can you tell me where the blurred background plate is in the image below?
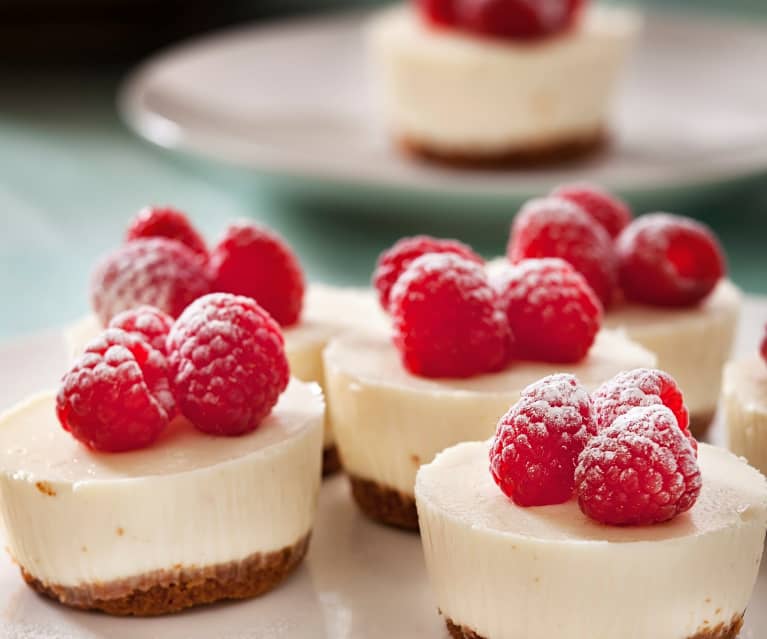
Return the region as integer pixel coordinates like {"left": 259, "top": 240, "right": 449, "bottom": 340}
{"left": 119, "top": 6, "right": 767, "bottom": 219}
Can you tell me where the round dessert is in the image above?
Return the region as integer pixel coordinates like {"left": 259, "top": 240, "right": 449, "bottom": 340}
{"left": 416, "top": 439, "right": 767, "bottom": 639}
{"left": 723, "top": 356, "right": 767, "bottom": 476}
{"left": 0, "top": 380, "right": 324, "bottom": 616}
{"left": 367, "top": 3, "right": 641, "bottom": 164}
{"left": 323, "top": 329, "right": 655, "bottom": 529}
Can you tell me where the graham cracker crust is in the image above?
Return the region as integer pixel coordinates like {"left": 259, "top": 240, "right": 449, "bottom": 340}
{"left": 690, "top": 410, "right": 716, "bottom": 439}
{"left": 399, "top": 129, "right": 607, "bottom": 169}
{"left": 21, "top": 533, "right": 310, "bottom": 616}
{"left": 323, "top": 444, "right": 342, "bottom": 477}
{"left": 446, "top": 613, "right": 744, "bottom": 639}
{"left": 348, "top": 475, "right": 419, "bottom": 531}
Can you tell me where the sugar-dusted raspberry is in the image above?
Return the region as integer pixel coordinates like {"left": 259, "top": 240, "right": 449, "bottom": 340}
{"left": 492, "top": 258, "right": 602, "bottom": 363}
{"left": 616, "top": 213, "right": 725, "bottom": 307}
{"left": 489, "top": 374, "right": 596, "bottom": 506}
{"left": 125, "top": 206, "right": 208, "bottom": 259}
{"left": 167, "top": 293, "right": 289, "bottom": 436}
{"left": 209, "top": 222, "right": 305, "bottom": 327}
{"left": 551, "top": 183, "right": 632, "bottom": 238}
{"left": 108, "top": 305, "right": 174, "bottom": 353}
{"left": 457, "top": 0, "right": 583, "bottom": 40}
{"left": 390, "top": 253, "right": 511, "bottom": 378}
{"left": 91, "top": 238, "right": 212, "bottom": 325}
{"left": 508, "top": 197, "right": 618, "bottom": 307}
{"left": 575, "top": 405, "right": 702, "bottom": 525}
{"left": 417, "top": 0, "right": 457, "bottom": 26}
{"left": 56, "top": 329, "right": 176, "bottom": 452}
{"left": 373, "top": 235, "right": 483, "bottom": 312}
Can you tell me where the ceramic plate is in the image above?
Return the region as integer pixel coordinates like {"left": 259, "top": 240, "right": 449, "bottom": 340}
{"left": 1, "top": 297, "right": 766, "bottom": 638}
{"left": 119, "top": 7, "right": 767, "bottom": 215}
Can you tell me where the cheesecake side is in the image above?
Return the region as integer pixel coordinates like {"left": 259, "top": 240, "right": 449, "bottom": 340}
{"left": 723, "top": 356, "right": 767, "bottom": 476}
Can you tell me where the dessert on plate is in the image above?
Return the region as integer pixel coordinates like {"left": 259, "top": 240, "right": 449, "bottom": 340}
{"left": 416, "top": 372, "right": 767, "bottom": 639}
{"left": 0, "top": 294, "right": 324, "bottom": 615}
{"left": 325, "top": 237, "right": 655, "bottom": 530}
{"left": 367, "top": 0, "right": 641, "bottom": 165}
{"left": 722, "top": 326, "right": 767, "bottom": 475}
{"left": 499, "top": 184, "right": 741, "bottom": 437}
{"left": 65, "top": 206, "right": 385, "bottom": 474}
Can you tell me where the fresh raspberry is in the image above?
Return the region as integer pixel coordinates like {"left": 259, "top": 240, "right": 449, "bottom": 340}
{"left": 551, "top": 183, "right": 632, "bottom": 238}
{"left": 492, "top": 258, "right": 602, "bottom": 363}
{"left": 390, "top": 253, "right": 512, "bottom": 378}
{"left": 108, "top": 306, "right": 174, "bottom": 353}
{"left": 761, "top": 325, "right": 767, "bottom": 364}
{"left": 456, "top": 0, "right": 583, "bottom": 40}
{"left": 373, "top": 235, "right": 483, "bottom": 312}
{"left": 575, "top": 405, "right": 702, "bottom": 525}
{"left": 91, "top": 238, "right": 212, "bottom": 325}
{"left": 489, "top": 374, "right": 596, "bottom": 506}
{"left": 417, "top": 0, "right": 458, "bottom": 26}
{"left": 616, "top": 214, "right": 726, "bottom": 307}
{"left": 508, "top": 197, "right": 618, "bottom": 308}
{"left": 125, "top": 206, "right": 208, "bottom": 259}
{"left": 56, "top": 329, "right": 175, "bottom": 452}
{"left": 209, "top": 222, "right": 305, "bottom": 327}
{"left": 167, "top": 293, "right": 289, "bottom": 436}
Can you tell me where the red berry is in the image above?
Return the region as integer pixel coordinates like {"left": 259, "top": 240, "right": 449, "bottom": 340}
{"left": 492, "top": 258, "right": 602, "bottom": 363}
{"left": 56, "top": 329, "right": 175, "bottom": 452}
{"left": 209, "top": 222, "right": 305, "bottom": 327}
{"left": 489, "top": 374, "right": 595, "bottom": 506}
{"left": 373, "top": 235, "right": 483, "bottom": 312}
{"left": 508, "top": 197, "right": 618, "bottom": 308}
{"left": 575, "top": 405, "right": 702, "bottom": 525}
{"left": 761, "top": 325, "right": 767, "bottom": 364}
{"left": 390, "top": 253, "right": 512, "bottom": 378}
{"left": 616, "top": 214, "right": 726, "bottom": 308}
{"left": 417, "top": 0, "right": 458, "bottom": 26}
{"left": 167, "top": 293, "right": 290, "bottom": 436}
{"left": 108, "top": 306, "right": 174, "bottom": 353}
{"left": 551, "top": 183, "right": 632, "bottom": 238}
{"left": 91, "top": 238, "right": 212, "bottom": 325}
{"left": 457, "top": 0, "right": 583, "bottom": 40}
{"left": 125, "top": 206, "right": 208, "bottom": 259}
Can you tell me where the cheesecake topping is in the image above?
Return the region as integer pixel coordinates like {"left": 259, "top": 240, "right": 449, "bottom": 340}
{"left": 552, "top": 182, "right": 633, "bottom": 239}
{"left": 125, "top": 205, "right": 209, "bottom": 260}
{"left": 108, "top": 305, "right": 173, "bottom": 353}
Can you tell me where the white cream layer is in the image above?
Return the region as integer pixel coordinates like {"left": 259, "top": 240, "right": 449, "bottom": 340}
{"left": 416, "top": 440, "right": 767, "bottom": 639}
{"left": 0, "top": 380, "right": 324, "bottom": 588}
{"left": 323, "top": 330, "right": 654, "bottom": 497}
{"left": 723, "top": 356, "right": 767, "bottom": 476}
{"left": 367, "top": 5, "right": 641, "bottom": 154}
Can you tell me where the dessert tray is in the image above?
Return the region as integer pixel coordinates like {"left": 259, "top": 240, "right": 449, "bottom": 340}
{"left": 119, "top": 9, "right": 767, "bottom": 209}
{"left": 1, "top": 295, "right": 766, "bottom": 638}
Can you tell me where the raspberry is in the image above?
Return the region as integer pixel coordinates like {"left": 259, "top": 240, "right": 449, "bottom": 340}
{"left": 456, "top": 0, "right": 583, "bottom": 40}
{"left": 56, "top": 329, "right": 175, "bottom": 452}
{"left": 508, "top": 197, "right": 618, "bottom": 308}
{"left": 209, "top": 222, "right": 305, "bottom": 327}
{"left": 91, "top": 238, "right": 212, "bottom": 325}
{"left": 125, "top": 206, "right": 208, "bottom": 259}
{"left": 489, "top": 374, "right": 595, "bottom": 506}
{"left": 551, "top": 183, "right": 632, "bottom": 238}
{"left": 616, "top": 214, "right": 726, "bottom": 307}
{"left": 761, "top": 325, "right": 767, "bottom": 364}
{"left": 417, "top": 0, "right": 458, "bottom": 26}
{"left": 167, "top": 293, "right": 290, "bottom": 436}
{"left": 390, "top": 253, "right": 512, "bottom": 378}
{"left": 575, "top": 405, "right": 702, "bottom": 525}
{"left": 492, "top": 258, "right": 602, "bottom": 363}
{"left": 373, "top": 235, "right": 483, "bottom": 312}
{"left": 108, "top": 306, "right": 174, "bottom": 353}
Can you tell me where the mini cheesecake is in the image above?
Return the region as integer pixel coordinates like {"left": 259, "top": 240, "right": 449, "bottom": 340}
{"left": 723, "top": 356, "right": 767, "bottom": 476}
{"left": 416, "top": 440, "right": 767, "bottom": 639}
{"left": 65, "top": 283, "right": 386, "bottom": 475}
{"left": 604, "top": 280, "right": 742, "bottom": 437}
{"left": 323, "top": 330, "right": 654, "bottom": 530}
{"left": 367, "top": 4, "right": 641, "bottom": 164}
{"left": 0, "top": 379, "right": 323, "bottom": 616}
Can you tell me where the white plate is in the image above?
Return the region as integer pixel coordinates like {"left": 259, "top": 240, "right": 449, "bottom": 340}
{"left": 1, "top": 298, "right": 766, "bottom": 638}
{"left": 120, "top": 8, "right": 767, "bottom": 201}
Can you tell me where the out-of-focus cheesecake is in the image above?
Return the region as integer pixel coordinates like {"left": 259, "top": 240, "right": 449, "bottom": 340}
{"left": 723, "top": 356, "right": 767, "bottom": 476}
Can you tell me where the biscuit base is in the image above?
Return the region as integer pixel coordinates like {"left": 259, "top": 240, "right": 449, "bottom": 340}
{"left": 399, "top": 129, "right": 607, "bottom": 168}
{"left": 323, "top": 444, "right": 342, "bottom": 477}
{"left": 21, "top": 533, "right": 310, "bottom": 616}
{"left": 445, "top": 613, "right": 744, "bottom": 639}
{"left": 690, "top": 410, "right": 716, "bottom": 439}
{"left": 348, "top": 475, "right": 419, "bottom": 531}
